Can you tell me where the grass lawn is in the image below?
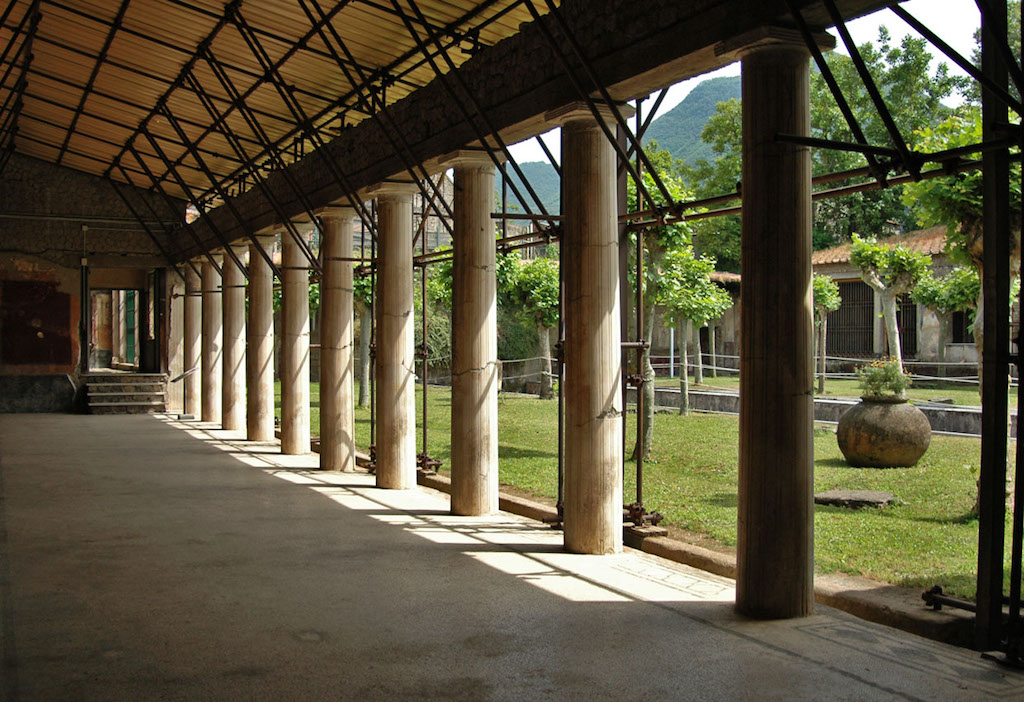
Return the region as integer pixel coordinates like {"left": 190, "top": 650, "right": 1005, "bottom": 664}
{"left": 280, "top": 381, "right": 1014, "bottom": 600}
{"left": 654, "top": 374, "right": 1018, "bottom": 408}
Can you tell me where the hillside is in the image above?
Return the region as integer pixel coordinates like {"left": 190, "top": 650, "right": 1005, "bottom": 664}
{"left": 641, "top": 75, "right": 741, "bottom": 165}
{"left": 498, "top": 160, "right": 560, "bottom": 218}
{"left": 492, "top": 75, "right": 741, "bottom": 216}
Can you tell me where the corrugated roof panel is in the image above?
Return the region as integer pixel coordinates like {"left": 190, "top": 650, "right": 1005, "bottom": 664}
{"left": 5, "top": 0, "right": 549, "bottom": 200}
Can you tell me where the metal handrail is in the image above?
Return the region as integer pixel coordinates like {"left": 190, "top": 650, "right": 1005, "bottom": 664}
{"left": 169, "top": 365, "right": 199, "bottom": 383}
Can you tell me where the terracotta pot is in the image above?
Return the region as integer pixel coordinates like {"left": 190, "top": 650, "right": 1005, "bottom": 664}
{"left": 836, "top": 395, "right": 931, "bottom": 468}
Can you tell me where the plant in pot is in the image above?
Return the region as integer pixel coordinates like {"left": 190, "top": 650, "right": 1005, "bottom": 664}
{"left": 836, "top": 358, "right": 932, "bottom": 467}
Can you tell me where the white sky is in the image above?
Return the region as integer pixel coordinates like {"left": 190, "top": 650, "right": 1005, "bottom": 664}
{"left": 507, "top": 0, "right": 982, "bottom": 164}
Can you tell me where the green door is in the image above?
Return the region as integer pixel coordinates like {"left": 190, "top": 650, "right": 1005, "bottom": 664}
{"left": 125, "top": 290, "right": 136, "bottom": 364}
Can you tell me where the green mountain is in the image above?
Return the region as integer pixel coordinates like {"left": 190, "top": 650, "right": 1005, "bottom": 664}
{"left": 641, "top": 75, "right": 741, "bottom": 166}
{"left": 498, "top": 160, "right": 560, "bottom": 219}
{"left": 493, "top": 75, "right": 741, "bottom": 216}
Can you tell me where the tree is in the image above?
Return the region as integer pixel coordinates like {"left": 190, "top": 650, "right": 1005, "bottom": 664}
{"left": 911, "top": 265, "right": 981, "bottom": 370}
{"left": 510, "top": 255, "right": 559, "bottom": 399}
{"left": 849, "top": 234, "right": 931, "bottom": 366}
{"left": 812, "top": 273, "right": 842, "bottom": 394}
{"left": 683, "top": 27, "right": 961, "bottom": 254}
{"left": 901, "top": 108, "right": 1021, "bottom": 383}
{"left": 353, "top": 267, "right": 373, "bottom": 408}
{"left": 628, "top": 157, "right": 694, "bottom": 459}
{"left": 682, "top": 100, "right": 742, "bottom": 272}
{"left": 659, "top": 248, "right": 733, "bottom": 415}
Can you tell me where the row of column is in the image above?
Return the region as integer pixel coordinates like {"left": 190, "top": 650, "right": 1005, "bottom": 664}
{"left": 181, "top": 232, "right": 330, "bottom": 453}
{"left": 174, "top": 35, "right": 813, "bottom": 619}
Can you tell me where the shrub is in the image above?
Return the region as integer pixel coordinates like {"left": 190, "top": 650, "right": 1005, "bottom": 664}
{"left": 857, "top": 358, "right": 911, "bottom": 399}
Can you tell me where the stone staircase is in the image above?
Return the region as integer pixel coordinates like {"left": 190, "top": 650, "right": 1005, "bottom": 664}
{"left": 84, "top": 372, "right": 168, "bottom": 414}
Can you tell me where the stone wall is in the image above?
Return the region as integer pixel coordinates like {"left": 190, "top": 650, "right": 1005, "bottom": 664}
{"left": 0, "top": 153, "right": 186, "bottom": 410}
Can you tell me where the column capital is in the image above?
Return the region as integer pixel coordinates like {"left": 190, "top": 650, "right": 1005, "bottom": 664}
{"left": 366, "top": 180, "right": 419, "bottom": 201}
{"left": 288, "top": 216, "right": 316, "bottom": 236}
{"left": 249, "top": 233, "right": 277, "bottom": 251}
{"left": 217, "top": 244, "right": 248, "bottom": 259}
{"left": 716, "top": 25, "right": 834, "bottom": 58}
{"left": 315, "top": 205, "right": 359, "bottom": 220}
{"left": 544, "top": 101, "right": 635, "bottom": 127}
{"left": 439, "top": 149, "right": 502, "bottom": 170}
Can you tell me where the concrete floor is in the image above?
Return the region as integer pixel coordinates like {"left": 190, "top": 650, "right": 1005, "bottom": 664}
{"left": 1, "top": 415, "right": 1022, "bottom": 701}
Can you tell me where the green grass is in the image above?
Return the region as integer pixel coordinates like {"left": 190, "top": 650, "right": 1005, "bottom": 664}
{"left": 654, "top": 374, "right": 1017, "bottom": 408}
{"left": 279, "top": 381, "right": 1013, "bottom": 600}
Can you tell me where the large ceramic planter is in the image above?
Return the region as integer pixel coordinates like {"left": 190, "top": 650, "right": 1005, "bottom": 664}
{"left": 836, "top": 395, "right": 931, "bottom": 468}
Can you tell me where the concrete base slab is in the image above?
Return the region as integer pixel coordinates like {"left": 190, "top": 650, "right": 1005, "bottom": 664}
{"left": 1, "top": 414, "right": 1021, "bottom": 700}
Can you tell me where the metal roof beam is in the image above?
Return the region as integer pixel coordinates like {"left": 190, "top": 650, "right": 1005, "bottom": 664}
{"left": 302, "top": 0, "right": 454, "bottom": 234}
{"left": 196, "top": 0, "right": 514, "bottom": 205}
{"left": 146, "top": 0, "right": 355, "bottom": 200}
{"left": 55, "top": 0, "right": 131, "bottom": 166}
{"left": 103, "top": 0, "right": 244, "bottom": 180}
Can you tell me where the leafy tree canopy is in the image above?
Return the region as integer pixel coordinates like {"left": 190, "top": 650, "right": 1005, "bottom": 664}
{"left": 812, "top": 273, "right": 842, "bottom": 324}
{"left": 353, "top": 264, "right": 374, "bottom": 307}
{"left": 849, "top": 234, "right": 932, "bottom": 292}
{"left": 902, "top": 106, "right": 1022, "bottom": 268}
{"left": 681, "top": 27, "right": 961, "bottom": 259}
{"left": 911, "top": 265, "right": 981, "bottom": 314}
{"left": 512, "top": 255, "right": 560, "bottom": 329}
{"left": 659, "top": 248, "right": 733, "bottom": 328}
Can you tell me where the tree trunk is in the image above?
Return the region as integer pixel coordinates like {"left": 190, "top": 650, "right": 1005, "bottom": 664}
{"left": 630, "top": 303, "right": 656, "bottom": 460}
{"left": 818, "top": 315, "right": 828, "bottom": 394}
{"left": 679, "top": 319, "right": 690, "bottom": 415}
{"left": 693, "top": 323, "right": 704, "bottom": 385}
{"left": 880, "top": 290, "right": 903, "bottom": 365}
{"left": 537, "top": 323, "right": 553, "bottom": 399}
{"left": 357, "top": 300, "right": 371, "bottom": 408}
{"left": 937, "top": 313, "right": 950, "bottom": 378}
{"left": 709, "top": 324, "right": 717, "bottom": 378}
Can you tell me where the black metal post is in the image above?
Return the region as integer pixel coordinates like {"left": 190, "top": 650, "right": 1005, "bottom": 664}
{"left": 976, "top": 0, "right": 1012, "bottom": 652}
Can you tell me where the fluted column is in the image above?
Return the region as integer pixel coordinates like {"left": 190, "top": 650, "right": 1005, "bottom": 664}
{"left": 370, "top": 182, "right": 418, "bottom": 489}
{"left": 222, "top": 245, "right": 247, "bottom": 432}
{"left": 247, "top": 235, "right": 276, "bottom": 441}
{"left": 548, "top": 103, "right": 623, "bottom": 554}
{"left": 736, "top": 32, "right": 816, "bottom": 619}
{"left": 201, "top": 255, "right": 223, "bottom": 424}
{"left": 442, "top": 151, "right": 499, "bottom": 515}
{"left": 165, "top": 271, "right": 185, "bottom": 412}
{"left": 318, "top": 207, "right": 357, "bottom": 471}
{"left": 281, "top": 228, "right": 311, "bottom": 454}
{"left": 183, "top": 264, "right": 202, "bottom": 417}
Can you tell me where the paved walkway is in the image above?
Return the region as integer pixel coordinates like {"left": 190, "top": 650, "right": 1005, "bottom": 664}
{"left": 1, "top": 413, "right": 1021, "bottom": 701}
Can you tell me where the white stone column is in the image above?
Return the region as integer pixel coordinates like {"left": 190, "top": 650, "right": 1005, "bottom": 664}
{"left": 281, "top": 228, "right": 311, "bottom": 454}
{"left": 548, "top": 103, "right": 623, "bottom": 554}
{"left": 222, "top": 245, "right": 247, "bottom": 432}
{"left": 184, "top": 264, "right": 202, "bottom": 417}
{"left": 165, "top": 270, "right": 185, "bottom": 412}
{"left": 247, "top": 235, "right": 276, "bottom": 441}
{"left": 737, "top": 35, "right": 815, "bottom": 619}
{"left": 441, "top": 151, "right": 499, "bottom": 515}
{"left": 201, "top": 255, "right": 223, "bottom": 424}
{"left": 370, "top": 182, "right": 418, "bottom": 489}
{"left": 318, "top": 207, "right": 357, "bottom": 471}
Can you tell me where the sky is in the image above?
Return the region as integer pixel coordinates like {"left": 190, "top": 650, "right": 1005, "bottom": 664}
{"left": 507, "top": 0, "right": 983, "bottom": 164}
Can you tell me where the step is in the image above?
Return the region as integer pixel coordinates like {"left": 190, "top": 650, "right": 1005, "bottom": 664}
{"left": 88, "top": 384, "right": 166, "bottom": 394}
{"left": 83, "top": 373, "right": 168, "bottom": 384}
{"left": 88, "top": 392, "right": 166, "bottom": 404}
{"left": 89, "top": 400, "right": 166, "bottom": 414}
